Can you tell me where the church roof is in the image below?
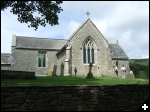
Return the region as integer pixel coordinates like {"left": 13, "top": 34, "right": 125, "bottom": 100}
{"left": 15, "top": 36, "right": 68, "bottom": 50}
{"left": 1, "top": 53, "right": 11, "bottom": 64}
{"left": 109, "top": 43, "right": 129, "bottom": 59}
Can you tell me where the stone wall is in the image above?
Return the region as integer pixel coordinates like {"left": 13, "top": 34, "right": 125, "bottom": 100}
{"left": 1, "top": 70, "right": 36, "bottom": 79}
{"left": 69, "top": 19, "right": 115, "bottom": 77}
{"left": 11, "top": 48, "right": 37, "bottom": 72}
{"left": 11, "top": 48, "right": 58, "bottom": 75}
{"left": 57, "top": 49, "right": 66, "bottom": 76}
{"left": 1, "top": 85, "right": 149, "bottom": 111}
{"left": 112, "top": 60, "right": 130, "bottom": 77}
{"left": 1, "top": 64, "right": 11, "bottom": 70}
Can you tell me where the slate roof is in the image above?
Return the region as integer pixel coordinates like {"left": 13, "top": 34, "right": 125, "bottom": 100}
{"left": 109, "top": 43, "right": 129, "bottom": 59}
{"left": 1, "top": 53, "right": 11, "bottom": 64}
{"left": 15, "top": 36, "right": 68, "bottom": 50}
{"left": 14, "top": 36, "right": 128, "bottom": 59}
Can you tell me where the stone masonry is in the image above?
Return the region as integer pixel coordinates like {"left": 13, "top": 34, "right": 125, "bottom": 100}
{"left": 3, "top": 18, "right": 129, "bottom": 77}
{"left": 1, "top": 85, "right": 149, "bottom": 111}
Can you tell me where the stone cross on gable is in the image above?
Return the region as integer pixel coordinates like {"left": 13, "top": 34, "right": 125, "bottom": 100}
{"left": 116, "top": 40, "right": 119, "bottom": 44}
{"left": 86, "top": 11, "right": 90, "bottom": 18}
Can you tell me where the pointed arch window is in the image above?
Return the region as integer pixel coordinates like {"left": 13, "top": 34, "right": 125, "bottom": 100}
{"left": 83, "top": 37, "right": 95, "bottom": 64}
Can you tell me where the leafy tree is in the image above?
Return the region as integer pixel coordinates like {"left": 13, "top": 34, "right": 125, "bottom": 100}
{"left": 1, "top": 1, "right": 63, "bottom": 30}
{"left": 129, "top": 59, "right": 149, "bottom": 79}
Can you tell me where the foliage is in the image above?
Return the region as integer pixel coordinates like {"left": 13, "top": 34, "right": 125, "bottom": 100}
{"left": 1, "top": 1, "right": 63, "bottom": 30}
{"left": 129, "top": 58, "right": 149, "bottom": 65}
{"left": 129, "top": 58, "right": 149, "bottom": 79}
{"left": 1, "top": 76, "right": 149, "bottom": 86}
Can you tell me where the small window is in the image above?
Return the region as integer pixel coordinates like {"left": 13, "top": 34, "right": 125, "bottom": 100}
{"left": 116, "top": 61, "right": 118, "bottom": 66}
{"left": 38, "top": 52, "right": 46, "bottom": 67}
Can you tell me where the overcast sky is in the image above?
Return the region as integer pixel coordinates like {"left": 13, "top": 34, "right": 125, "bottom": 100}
{"left": 1, "top": 1, "right": 149, "bottom": 59}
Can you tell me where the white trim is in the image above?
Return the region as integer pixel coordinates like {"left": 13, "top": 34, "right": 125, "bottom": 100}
{"left": 83, "top": 64, "right": 96, "bottom": 66}
{"left": 86, "top": 49, "right": 88, "bottom": 63}
{"left": 65, "top": 59, "right": 70, "bottom": 62}
{"left": 38, "top": 67, "right": 46, "bottom": 68}
{"left": 90, "top": 49, "right": 92, "bottom": 63}
{"left": 11, "top": 34, "right": 16, "bottom": 47}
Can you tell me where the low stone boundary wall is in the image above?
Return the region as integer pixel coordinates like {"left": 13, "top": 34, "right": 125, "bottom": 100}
{"left": 1, "top": 70, "right": 36, "bottom": 79}
{"left": 1, "top": 85, "right": 149, "bottom": 111}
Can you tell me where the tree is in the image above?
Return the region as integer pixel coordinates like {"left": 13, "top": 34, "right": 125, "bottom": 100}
{"left": 1, "top": 1, "right": 63, "bottom": 30}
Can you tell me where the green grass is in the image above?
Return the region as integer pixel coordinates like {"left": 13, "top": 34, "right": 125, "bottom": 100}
{"left": 1, "top": 76, "right": 149, "bottom": 86}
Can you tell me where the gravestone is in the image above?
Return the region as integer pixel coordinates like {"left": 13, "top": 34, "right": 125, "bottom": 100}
{"left": 74, "top": 68, "right": 77, "bottom": 78}
{"left": 60, "top": 62, "right": 64, "bottom": 76}
{"left": 125, "top": 71, "right": 135, "bottom": 79}
{"left": 52, "top": 65, "right": 57, "bottom": 76}
{"left": 86, "top": 63, "right": 94, "bottom": 78}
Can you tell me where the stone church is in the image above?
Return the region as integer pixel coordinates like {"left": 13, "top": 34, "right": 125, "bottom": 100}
{"left": 1, "top": 17, "right": 130, "bottom": 77}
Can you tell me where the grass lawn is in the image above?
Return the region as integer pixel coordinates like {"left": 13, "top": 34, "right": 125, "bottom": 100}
{"left": 1, "top": 76, "right": 149, "bottom": 86}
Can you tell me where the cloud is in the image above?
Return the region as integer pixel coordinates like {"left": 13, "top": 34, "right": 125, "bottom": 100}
{"left": 63, "top": 20, "right": 80, "bottom": 39}
{"left": 1, "top": 1, "right": 149, "bottom": 59}
{"left": 92, "top": 19, "right": 108, "bottom": 37}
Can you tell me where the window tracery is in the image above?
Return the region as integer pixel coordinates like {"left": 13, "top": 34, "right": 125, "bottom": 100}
{"left": 83, "top": 37, "right": 95, "bottom": 64}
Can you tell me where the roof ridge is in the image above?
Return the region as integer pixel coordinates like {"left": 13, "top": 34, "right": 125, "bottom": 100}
{"left": 15, "top": 36, "right": 68, "bottom": 50}
{"left": 88, "top": 19, "right": 108, "bottom": 44}
{"left": 68, "top": 18, "right": 109, "bottom": 44}
{"left": 109, "top": 43, "right": 117, "bottom": 45}
{"left": 109, "top": 44, "right": 129, "bottom": 59}
{"left": 17, "top": 36, "right": 68, "bottom": 40}
{"left": 117, "top": 43, "right": 129, "bottom": 59}
{"left": 1, "top": 53, "right": 10, "bottom": 54}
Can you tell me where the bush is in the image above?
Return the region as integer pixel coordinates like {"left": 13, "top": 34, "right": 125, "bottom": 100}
{"left": 129, "top": 59, "right": 149, "bottom": 79}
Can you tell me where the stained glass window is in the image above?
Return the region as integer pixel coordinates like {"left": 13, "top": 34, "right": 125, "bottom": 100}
{"left": 88, "top": 48, "right": 90, "bottom": 63}
{"left": 38, "top": 52, "right": 46, "bottom": 67}
{"left": 83, "top": 47, "right": 86, "bottom": 63}
{"left": 92, "top": 48, "right": 94, "bottom": 63}
{"left": 83, "top": 37, "right": 95, "bottom": 64}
